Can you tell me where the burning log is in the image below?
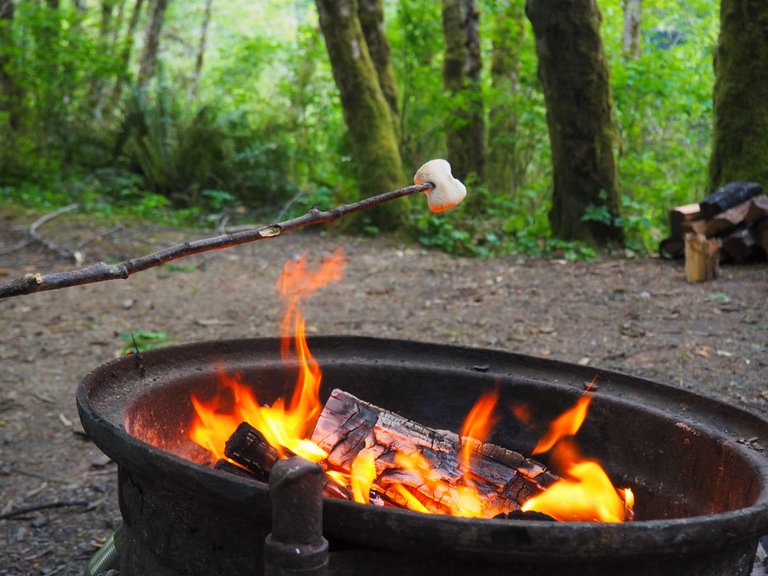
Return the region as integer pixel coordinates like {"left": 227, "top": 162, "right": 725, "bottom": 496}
{"left": 311, "top": 389, "right": 557, "bottom": 518}
{"left": 223, "top": 422, "right": 280, "bottom": 481}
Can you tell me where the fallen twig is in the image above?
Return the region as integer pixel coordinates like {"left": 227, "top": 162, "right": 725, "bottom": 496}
{"left": 0, "top": 500, "right": 90, "bottom": 521}
{"left": 0, "top": 183, "right": 433, "bottom": 299}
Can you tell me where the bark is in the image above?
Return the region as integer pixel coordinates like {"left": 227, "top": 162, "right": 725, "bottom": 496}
{"left": 708, "top": 0, "right": 768, "bottom": 191}
{"left": 526, "top": 0, "right": 623, "bottom": 245}
{"left": 188, "top": 0, "right": 213, "bottom": 99}
{"left": 112, "top": 0, "right": 145, "bottom": 102}
{"left": 312, "top": 389, "right": 556, "bottom": 516}
{"left": 137, "top": 0, "right": 170, "bottom": 88}
{"left": 442, "top": 0, "right": 484, "bottom": 183}
{"left": 621, "top": 0, "right": 641, "bottom": 59}
{"left": 357, "top": 0, "right": 399, "bottom": 137}
{"left": 487, "top": 0, "right": 525, "bottom": 194}
{"left": 315, "top": 0, "right": 406, "bottom": 231}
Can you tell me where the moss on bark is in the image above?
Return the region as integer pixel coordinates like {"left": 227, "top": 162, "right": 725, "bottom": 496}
{"left": 708, "top": 0, "right": 768, "bottom": 191}
{"left": 316, "top": 0, "right": 406, "bottom": 230}
{"left": 442, "top": 0, "right": 484, "bottom": 183}
{"left": 526, "top": 0, "right": 622, "bottom": 245}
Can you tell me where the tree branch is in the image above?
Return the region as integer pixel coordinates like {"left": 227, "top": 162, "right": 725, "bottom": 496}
{"left": 0, "top": 183, "right": 433, "bottom": 299}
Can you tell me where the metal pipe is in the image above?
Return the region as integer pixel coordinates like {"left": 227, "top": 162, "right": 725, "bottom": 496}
{"left": 264, "top": 457, "right": 329, "bottom": 576}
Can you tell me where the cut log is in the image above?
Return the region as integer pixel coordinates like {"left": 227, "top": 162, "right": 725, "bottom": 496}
{"left": 223, "top": 421, "right": 280, "bottom": 482}
{"left": 705, "top": 200, "right": 752, "bottom": 236}
{"left": 685, "top": 233, "right": 721, "bottom": 283}
{"left": 214, "top": 458, "right": 262, "bottom": 480}
{"left": 745, "top": 195, "right": 768, "bottom": 223}
{"left": 659, "top": 236, "right": 684, "bottom": 259}
{"left": 721, "top": 226, "right": 757, "bottom": 263}
{"left": 311, "top": 389, "right": 557, "bottom": 518}
{"left": 699, "top": 182, "right": 763, "bottom": 219}
{"left": 668, "top": 203, "right": 702, "bottom": 238}
{"left": 757, "top": 220, "right": 768, "bottom": 256}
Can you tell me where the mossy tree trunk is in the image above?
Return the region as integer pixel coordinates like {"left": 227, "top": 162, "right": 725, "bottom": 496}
{"left": 442, "top": 0, "right": 484, "bottom": 183}
{"left": 137, "top": 0, "right": 170, "bottom": 88}
{"left": 487, "top": 0, "right": 525, "bottom": 195}
{"left": 708, "top": 0, "right": 768, "bottom": 191}
{"left": 357, "top": 0, "right": 400, "bottom": 139}
{"left": 112, "top": 0, "right": 145, "bottom": 103}
{"left": 526, "top": 0, "right": 623, "bottom": 245}
{"left": 0, "top": 0, "right": 20, "bottom": 131}
{"left": 316, "top": 0, "right": 406, "bottom": 230}
{"left": 621, "top": 0, "right": 641, "bottom": 59}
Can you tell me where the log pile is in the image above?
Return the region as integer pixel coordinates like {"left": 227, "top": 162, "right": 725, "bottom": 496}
{"left": 659, "top": 182, "right": 768, "bottom": 282}
{"left": 213, "top": 388, "right": 558, "bottom": 518}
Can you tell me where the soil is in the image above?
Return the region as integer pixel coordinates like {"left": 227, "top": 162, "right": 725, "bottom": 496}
{"left": 0, "top": 208, "right": 767, "bottom": 575}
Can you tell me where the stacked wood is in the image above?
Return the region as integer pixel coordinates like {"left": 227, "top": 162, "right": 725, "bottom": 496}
{"left": 659, "top": 182, "right": 768, "bottom": 275}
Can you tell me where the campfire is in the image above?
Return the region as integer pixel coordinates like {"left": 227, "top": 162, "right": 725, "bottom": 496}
{"left": 183, "top": 249, "right": 634, "bottom": 523}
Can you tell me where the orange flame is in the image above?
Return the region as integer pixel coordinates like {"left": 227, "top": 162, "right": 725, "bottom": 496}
{"left": 351, "top": 449, "right": 377, "bottom": 504}
{"left": 188, "top": 250, "right": 346, "bottom": 465}
{"left": 460, "top": 389, "right": 498, "bottom": 470}
{"left": 521, "top": 386, "right": 634, "bottom": 522}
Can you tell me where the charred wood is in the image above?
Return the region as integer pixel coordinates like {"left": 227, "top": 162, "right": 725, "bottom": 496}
{"left": 311, "top": 389, "right": 557, "bottom": 517}
{"left": 223, "top": 422, "right": 280, "bottom": 482}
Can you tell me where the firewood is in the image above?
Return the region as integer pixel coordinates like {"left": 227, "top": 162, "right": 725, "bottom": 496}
{"left": 699, "top": 182, "right": 763, "bottom": 219}
{"left": 311, "top": 389, "right": 557, "bottom": 518}
{"left": 668, "top": 203, "right": 702, "bottom": 238}
{"left": 223, "top": 422, "right": 280, "bottom": 482}
{"left": 744, "top": 195, "right": 768, "bottom": 223}
{"left": 721, "top": 226, "right": 758, "bottom": 263}
{"left": 757, "top": 220, "right": 768, "bottom": 255}
{"left": 685, "top": 233, "right": 721, "bottom": 283}
{"left": 214, "top": 458, "right": 263, "bottom": 481}
{"left": 705, "top": 198, "right": 760, "bottom": 236}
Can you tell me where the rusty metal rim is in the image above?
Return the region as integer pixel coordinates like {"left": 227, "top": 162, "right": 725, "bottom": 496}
{"left": 77, "top": 336, "right": 768, "bottom": 562}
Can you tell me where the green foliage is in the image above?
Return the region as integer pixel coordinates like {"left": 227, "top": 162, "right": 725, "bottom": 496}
{"left": 119, "top": 330, "right": 173, "bottom": 354}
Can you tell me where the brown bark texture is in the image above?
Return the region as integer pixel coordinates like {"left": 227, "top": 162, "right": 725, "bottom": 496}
{"left": 312, "top": 389, "right": 556, "bottom": 517}
{"left": 315, "top": 0, "right": 406, "bottom": 230}
{"left": 709, "top": 0, "right": 768, "bottom": 191}
{"left": 138, "top": 0, "right": 171, "bottom": 88}
{"left": 442, "top": 0, "right": 484, "bottom": 183}
{"left": 526, "top": 0, "right": 623, "bottom": 245}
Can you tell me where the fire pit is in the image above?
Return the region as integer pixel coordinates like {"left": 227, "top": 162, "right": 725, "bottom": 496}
{"left": 77, "top": 336, "right": 768, "bottom": 576}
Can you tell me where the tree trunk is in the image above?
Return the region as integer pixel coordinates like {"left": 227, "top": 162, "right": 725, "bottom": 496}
{"left": 486, "top": 0, "right": 525, "bottom": 194}
{"left": 0, "top": 0, "right": 20, "bottom": 132}
{"left": 357, "top": 0, "right": 400, "bottom": 138}
{"left": 137, "top": 0, "right": 170, "bottom": 89}
{"left": 112, "top": 0, "right": 145, "bottom": 102}
{"left": 708, "top": 0, "right": 768, "bottom": 191}
{"left": 621, "top": 0, "right": 641, "bottom": 59}
{"left": 315, "top": 0, "right": 406, "bottom": 231}
{"left": 441, "top": 0, "right": 484, "bottom": 183}
{"left": 526, "top": 0, "right": 623, "bottom": 245}
{"left": 188, "top": 0, "right": 213, "bottom": 99}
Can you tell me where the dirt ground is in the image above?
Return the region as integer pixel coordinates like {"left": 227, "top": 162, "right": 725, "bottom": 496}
{"left": 1, "top": 208, "right": 767, "bottom": 575}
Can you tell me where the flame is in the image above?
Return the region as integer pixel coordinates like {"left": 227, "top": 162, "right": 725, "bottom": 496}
{"left": 459, "top": 389, "right": 498, "bottom": 469}
{"left": 521, "top": 387, "right": 634, "bottom": 522}
{"left": 188, "top": 250, "right": 346, "bottom": 465}
{"left": 351, "top": 449, "right": 377, "bottom": 504}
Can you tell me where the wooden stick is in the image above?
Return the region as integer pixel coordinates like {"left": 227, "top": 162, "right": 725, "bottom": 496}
{"left": 0, "top": 183, "right": 433, "bottom": 299}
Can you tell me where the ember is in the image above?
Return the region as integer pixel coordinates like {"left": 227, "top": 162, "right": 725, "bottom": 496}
{"left": 185, "top": 250, "right": 634, "bottom": 522}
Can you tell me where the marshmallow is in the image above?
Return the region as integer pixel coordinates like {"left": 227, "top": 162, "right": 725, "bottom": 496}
{"left": 413, "top": 159, "right": 467, "bottom": 213}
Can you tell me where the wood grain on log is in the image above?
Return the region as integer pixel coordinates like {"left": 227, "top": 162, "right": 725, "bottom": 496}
{"left": 311, "top": 389, "right": 557, "bottom": 517}
{"left": 685, "top": 233, "right": 721, "bottom": 283}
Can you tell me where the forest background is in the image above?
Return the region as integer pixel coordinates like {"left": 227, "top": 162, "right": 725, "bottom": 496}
{"left": 0, "top": 0, "right": 723, "bottom": 259}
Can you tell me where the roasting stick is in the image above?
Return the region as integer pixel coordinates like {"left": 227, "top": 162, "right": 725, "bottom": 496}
{"left": 0, "top": 160, "right": 467, "bottom": 299}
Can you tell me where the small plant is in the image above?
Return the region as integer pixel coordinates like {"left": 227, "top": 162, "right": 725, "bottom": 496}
{"left": 119, "top": 330, "right": 173, "bottom": 355}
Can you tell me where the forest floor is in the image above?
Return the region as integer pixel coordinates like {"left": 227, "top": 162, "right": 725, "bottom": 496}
{"left": 0, "top": 207, "right": 767, "bottom": 575}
